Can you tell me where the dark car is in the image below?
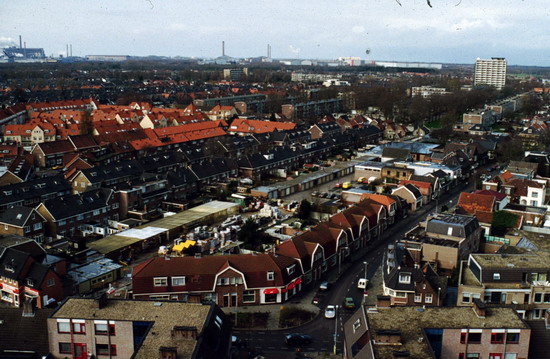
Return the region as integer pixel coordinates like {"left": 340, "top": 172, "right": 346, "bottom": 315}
{"left": 285, "top": 333, "right": 313, "bottom": 345}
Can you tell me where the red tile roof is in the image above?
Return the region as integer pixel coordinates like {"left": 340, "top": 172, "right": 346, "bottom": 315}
{"left": 457, "top": 192, "right": 495, "bottom": 215}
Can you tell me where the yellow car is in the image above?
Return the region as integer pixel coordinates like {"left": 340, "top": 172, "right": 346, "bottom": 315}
{"left": 342, "top": 182, "right": 352, "bottom": 189}
{"left": 357, "top": 177, "right": 365, "bottom": 183}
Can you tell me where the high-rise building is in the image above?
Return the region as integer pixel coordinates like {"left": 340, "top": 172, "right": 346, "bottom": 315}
{"left": 474, "top": 57, "right": 507, "bottom": 90}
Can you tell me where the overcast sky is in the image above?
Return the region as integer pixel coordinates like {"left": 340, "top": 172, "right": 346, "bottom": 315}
{"left": 1, "top": 0, "right": 549, "bottom": 66}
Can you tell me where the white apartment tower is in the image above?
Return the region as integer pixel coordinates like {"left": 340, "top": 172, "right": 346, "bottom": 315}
{"left": 474, "top": 57, "right": 507, "bottom": 90}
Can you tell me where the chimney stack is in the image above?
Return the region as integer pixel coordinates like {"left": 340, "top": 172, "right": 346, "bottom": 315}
{"left": 94, "top": 292, "right": 108, "bottom": 309}
{"left": 19, "top": 35, "right": 22, "bottom": 49}
{"left": 472, "top": 298, "right": 487, "bottom": 318}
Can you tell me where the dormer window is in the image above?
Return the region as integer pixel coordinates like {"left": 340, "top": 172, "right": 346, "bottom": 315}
{"left": 26, "top": 278, "right": 35, "bottom": 287}
{"left": 267, "top": 272, "right": 275, "bottom": 281}
{"left": 5, "top": 264, "right": 15, "bottom": 273}
{"left": 287, "top": 264, "right": 296, "bottom": 275}
{"left": 398, "top": 272, "right": 411, "bottom": 284}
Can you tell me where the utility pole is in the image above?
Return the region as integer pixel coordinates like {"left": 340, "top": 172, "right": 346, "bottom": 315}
{"left": 333, "top": 305, "right": 339, "bottom": 355}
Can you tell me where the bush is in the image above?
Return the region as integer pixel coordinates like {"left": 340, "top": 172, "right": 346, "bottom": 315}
{"left": 279, "top": 307, "right": 315, "bottom": 328}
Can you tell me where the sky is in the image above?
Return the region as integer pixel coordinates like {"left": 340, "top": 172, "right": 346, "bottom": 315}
{"left": 1, "top": 0, "right": 549, "bottom": 66}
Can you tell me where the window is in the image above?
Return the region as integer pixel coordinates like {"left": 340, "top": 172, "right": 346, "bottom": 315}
{"left": 544, "top": 294, "right": 550, "bottom": 303}
{"left": 447, "top": 227, "right": 453, "bottom": 236}
{"left": 534, "top": 293, "right": 542, "bottom": 303}
{"left": 468, "top": 332, "right": 482, "bottom": 344}
{"left": 287, "top": 264, "right": 296, "bottom": 275}
{"left": 504, "top": 353, "right": 517, "bottom": 359}
{"left": 533, "top": 309, "right": 543, "bottom": 319}
{"left": 491, "top": 332, "right": 505, "bottom": 344}
{"left": 414, "top": 293, "right": 422, "bottom": 303}
{"left": 353, "top": 318, "right": 362, "bottom": 332}
{"left": 398, "top": 272, "right": 411, "bottom": 284}
{"left": 532, "top": 192, "right": 538, "bottom": 198}
{"left": 95, "top": 322, "right": 115, "bottom": 336}
{"left": 506, "top": 332, "right": 520, "bottom": 344}
{"left": 96, "top": 343, "right": 117, "bottom": 356}
{"left": 59, "top": 342, "right": 71, "bottom": 354}
{"left": 47, "top": 278, "right": 55, "bottom": 287}
{"left": 93, "top": 210, "right": 100, "bottom": 216}
{"left": 493, "top": 273, "right": 501, "bottom": 280}
{"left": 171, "top": 276, "right": 186, "bottom": 286}
{"left": 466, "top": 354, "right": 480, "bottom": 359}
{"left": 460, "top": 333, "right": 467, "bottom": 344}
{"left": 24, "top": 226, "right": 30, "bottom": 233}
{"left": 72, "top": 322, "right": 86, "bottom": 334}
{"left": 267, "top": 272, "right": 274, "bottom": 281}
{"left": 154, "top": 277, "right": 167, "bottom": 286}
{"left": 33, "top": 222, "right": 42, "bottom": 230}
{"left": 425, "top": 293, "right": 433, "bottom": 303}
{"left": 203, "top": 293, "right": 217, "bottom": 304}
{"left": 243, "top": 290, "right": 255, "bottom": 303}
{"left": 395, "top": 291, "right": 407, "bottom": 298}
{"left": 57, "top": 322, "right": 70, "bottom": 333}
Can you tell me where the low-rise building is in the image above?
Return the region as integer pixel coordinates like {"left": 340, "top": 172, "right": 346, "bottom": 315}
{"left": 344, "top": 304, "right": 531, "bottom": 359}
{"left": 458, "top": 252, "right": 550, "bottom": 320}
{"left": 48, "top": 297, "right": 232, "bottom": 359}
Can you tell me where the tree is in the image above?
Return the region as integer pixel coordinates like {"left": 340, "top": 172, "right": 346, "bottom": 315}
{"left": 491, "top": 211, "right": 519, "bottom": 237}
{"left": 297, "top": 199, "right": 314, "bottom": 222}
{"left": 238, "top": 218, "right": 273, "bottom": 251}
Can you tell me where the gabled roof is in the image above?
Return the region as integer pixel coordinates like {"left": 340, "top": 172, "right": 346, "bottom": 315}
{"left": 34, "top": 140, "right": 75, "bottom": 155}
{"left": 473, "top": 189, "right": 507, "bottom": 201}
{"left": 0, "top": 206, "right": 39, "bottom": 227}
{"left": 457, "top": 192, "right": 495, "bottom": 215}
{"left": 0, "top": 306, "right": 54, "bottom": 356}
{"left": 39, "top": 188, "right": 113, "bottom": 220}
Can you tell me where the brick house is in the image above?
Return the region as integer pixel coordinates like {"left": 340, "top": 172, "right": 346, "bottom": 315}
{"left": 392, "top": 184, "right": 423, "bottom": 211}
{"left": 382, "top": 243, "right": 446, "bottom": 306}
{"left": 0, "top": 206, "right": 46, "bottom": 243}
{"left": 0, "top": 246, "right": 64, "bottom": 308}
{"left": 35, "top": 188, "right": 118, "bottom": 241}
{"left": 458, "top": 252, "right": 550, "bottom": 321}
{"left": 48, "top": 297, "right": 232, "bottom": 359}
{"left": 344, "top": 305, "right": 531, "bottom": 359}
{"left": 132, "top": 253, "right": 302, "bottom": 306}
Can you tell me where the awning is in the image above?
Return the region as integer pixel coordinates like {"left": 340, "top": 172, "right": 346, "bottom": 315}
{"left": 295, "top": 278, "right": 302, "bottom": 285}
{"left": 172, "top": 240, "right": 196, "bottom": 252}
{"left": 287, "top": 282, "right": 296, "bottom": 290}
{"left": 263, "top": 288, "right": 279, "bottom": 295}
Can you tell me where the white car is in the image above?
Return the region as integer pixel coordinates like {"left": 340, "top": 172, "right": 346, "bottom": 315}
{"left": 325, "top": 305, "right": 336, "bottom": 319}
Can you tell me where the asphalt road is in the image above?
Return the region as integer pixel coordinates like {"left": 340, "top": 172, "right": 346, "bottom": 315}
{"left": 236, "top": 179, "right": 474, "bottom": 356}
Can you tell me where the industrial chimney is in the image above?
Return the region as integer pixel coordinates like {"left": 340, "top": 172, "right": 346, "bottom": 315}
{"left": 19, "top": 35, "right": 22, "bottom": 49}
{"left": 222, "top": 41, "right": 225, "bottom": 56}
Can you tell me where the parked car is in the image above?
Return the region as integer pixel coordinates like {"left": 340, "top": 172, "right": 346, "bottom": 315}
{"left": 325, "top": 305, "right": 336, "bottom": 319}
{"left": 342, "top": 182, "right": 352, "bottom": 189}
{"left": 285, "top": 333, "right": 313, "bottom": 345}
{"left": 344, "top": 297, "right": 356, "bottom": 310}
{"left": 319, "top": 281, "right": 330, "bottom": 291}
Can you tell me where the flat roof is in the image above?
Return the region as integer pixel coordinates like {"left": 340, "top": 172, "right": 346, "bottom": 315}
{"left": 471, "top": 252, "right": 550, "bottom": 269}
{"left": 367, "top": 306, "right": 528, "bottom": 359}
{"left": 68, "top": 258, "right": 123, "bottom": 284}
{"left": 88, "top": 201, "right": 239, "bottom": 254}
{"left": 52, "top": 298, "right": 212, "bottom": 359}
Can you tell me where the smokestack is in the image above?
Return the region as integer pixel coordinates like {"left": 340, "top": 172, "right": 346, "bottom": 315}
{"left": 66, "top": 44, "right": 69, "bottom": 57}
{"left": 19, "top": 35, "right": 22, "bottom": 49}
{"left": 222, "top": 41, "right": 225, "bottom": 56}
{"left": 24, "top": 42, "right": 26, "bottom": 58}
{"left": 267, "top": 44, "right": 269, "bottom": 58}
{"left": 70, "top": 44, "right": 73, "bottom": 57}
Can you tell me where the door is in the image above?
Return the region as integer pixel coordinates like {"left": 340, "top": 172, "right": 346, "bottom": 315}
{"left": 74, "top": 343, "right": 87, "bottom": 359}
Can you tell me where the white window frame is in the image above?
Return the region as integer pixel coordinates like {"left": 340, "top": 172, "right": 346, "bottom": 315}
{"left": 493, "top": 273, "right": 501, "bottom": 280}
{"left": 398, "top": 272, "right": 411, "bottom": 284}
{"left": 171, "top": 276, "right": 185, "bottom": 286}
{"left": 267, "top": 272, "right": 274, "bottom": 281}
{"left": 154, "top": 277, "right": 168, "bottom": 287}
{"left": 425, "top": 293, "right": 433, "bottom": 303}
{"left": 242, "top": 290, "right": 255, "bottom": 303}
{"left": 414, "top": 293, "right": 422, "bottom": 303}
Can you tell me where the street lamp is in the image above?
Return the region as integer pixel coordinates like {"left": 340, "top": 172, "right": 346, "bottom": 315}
{"left": 438, "top": 287, "right": 441, "bottom": 306}
{"left": 363, "top": 261, "right": 368, "bottom": 280}
{"left": 333, "top": 305, "right": 339, "bottom": 355}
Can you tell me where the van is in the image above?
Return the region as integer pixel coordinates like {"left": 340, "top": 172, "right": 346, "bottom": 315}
{"left": 357, "top": 278, "right": 369, "bottom": 290}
